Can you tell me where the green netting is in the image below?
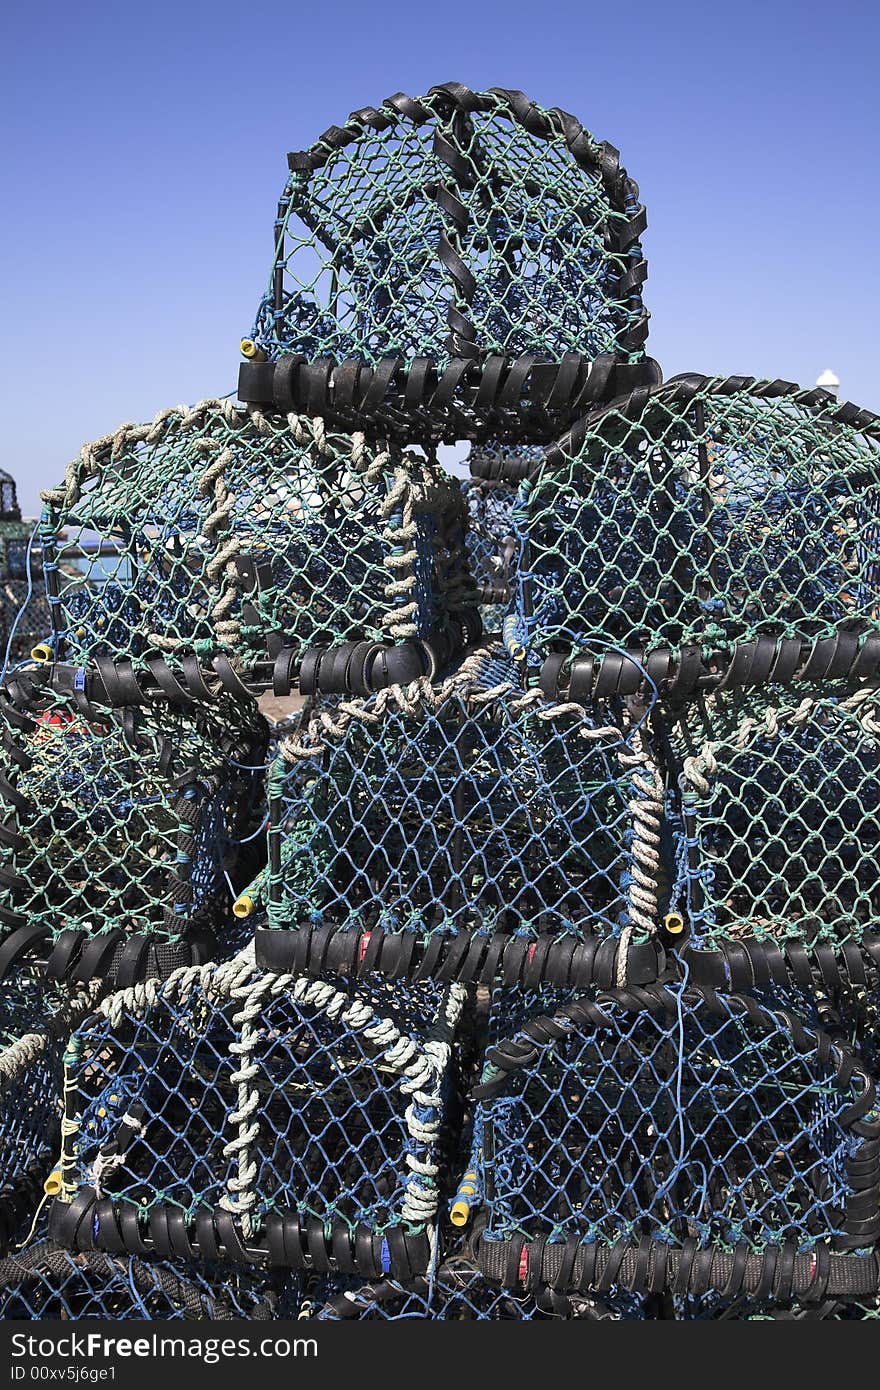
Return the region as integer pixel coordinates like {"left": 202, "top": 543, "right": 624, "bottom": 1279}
{"left": 41, "top": 400, "right": 473, "bottom": 676}
{"left": 263, "top": 650, "right": 660, "bottom": 949}
{"left": 0, "top": 666, "right": 266, "bottom": 952}
{"left": 512, "top": 376, "right": 880, "bottom": 662}
{"left": 249, "top": 83, "right": 647, "bottom": 366}
{"left": 667, "top": 685, "right": 880, "bottom": 955}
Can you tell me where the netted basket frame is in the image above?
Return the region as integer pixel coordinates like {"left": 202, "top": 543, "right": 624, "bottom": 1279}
{"left": 50, "top": 953, "right": 466, "bottom": 1277}
{"left": 472, "top": 981, "right": 880, "bottom": 1282}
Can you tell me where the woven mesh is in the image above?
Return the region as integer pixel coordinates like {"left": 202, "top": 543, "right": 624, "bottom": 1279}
{"left": 513, "top": 377, "right": 880, "bottom": 662}
{"left": 0, "top": 977, "right": 99, "bottom": 1254}
{"left": 266, "top": 656, "right": 659, "bottom": 946}
{"left": 0, "top": 520, "right": 50, "bottom": 666}
{"left": 473, "top": 982, "right": 880, "bottom": 1254}
{"left": 40, "top": 401, "right": 472, "bottom": 674}
{"left": 0, "top": 1236, "right": 294, "bottom": 1319}
{"left": 250, "top": 85, "right": 646, "bottom": 366}
{"left": 668, "top": 687, "right": 880, "bottom": 954}
{"left": 55, "top": 959, "right": 463, "bottom": 1266}
{"left": 464, "top": 478, "right": 516, "bottom": 614}
{"left": 0, "top": 667, "right": 266, "bottom": 948}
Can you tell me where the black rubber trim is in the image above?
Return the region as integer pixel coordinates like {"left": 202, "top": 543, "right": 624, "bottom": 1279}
{"left": 538, "top": 628, "right": 880, "bottom": 704}
{"left": 48, "top": 1192, "right": 431, "bottom": 1277}
{"left": 681, "top": 936, "right": 880, "bottom": 1000}
{"left": 475, "top": 1233, "right": 880, "bottom": 1301}
{"left": 550, "top": 372, "right": 880, "bottom": 450}
{"left": 0, "top": 927, "right": 217, "bottom": 988}
{"left": 50, "top": 658, "right": 264, "bottom": 710}
{"left": 254, "top": 925, "right": 664, "bottom": 988}
{"left": 238, "top": 354, "right": 663, "bottom": 445}
{"left": 288, "top": 614, "right": 481, "bottom": 699}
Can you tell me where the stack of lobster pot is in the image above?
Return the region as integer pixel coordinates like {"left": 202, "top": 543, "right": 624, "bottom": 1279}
{"left": 0, "top": 81, "right": 878, "bottom": 1322}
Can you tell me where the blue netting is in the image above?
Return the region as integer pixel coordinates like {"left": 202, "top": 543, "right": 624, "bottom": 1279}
{"left": 0, "top": 974, "right": 98, "bottom": 1255}
{"left": 462, "top": 451, "right": 530, "bottom": 636}
{"left": 0, "top": 520, "right": 51, "bottom": 671}
{"left": 265, "top": 658, "right": 659, "bottom": 948}
{"left": 0, "top": 1224, "right": 301, "bottom": 1319}
{"left": 52, "top": 960, "right": 464, "bottom": 1274}
{"left": 668, "top": 688, "right": 880, "bottom": 958}
{"left": 472, "top": 982, "right": 880, "bottom": 1256}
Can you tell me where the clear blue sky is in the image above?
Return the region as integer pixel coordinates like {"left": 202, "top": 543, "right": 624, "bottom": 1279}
{"left": 2, "top": 0, "right": 877, "bottom": 516}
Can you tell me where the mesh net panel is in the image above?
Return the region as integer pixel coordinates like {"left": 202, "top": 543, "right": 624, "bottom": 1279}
{"left": 0, "top": 977, "right": 100, "bottom": 1254}
{"left": 474, "top": 982, "right": 880, "bottom": 1255}
{"left": 464, "top": 478, "right": 517, "bottom": 617}
{"left": 0, "top": 667, "right": 266, "bottom": 949}
{"left": 514, "top": 377, "right": 880, "bottom": 662}
{"left": 55, "top": 960, "right": 464, "bottom": 1267}
{"left": 250, "top": 86, "right": 646, "bottom": 365}
{"left": 0, "top": 520, "right": 50, "bottom": 665}
{"left": 667, "top": 687, "right": 880, "bottom": 955}
{"left": 41, "top": 402, "right": 473, "bottom": 674}
{"left": 267, "top": 657, "right": 658, "bottom": 946}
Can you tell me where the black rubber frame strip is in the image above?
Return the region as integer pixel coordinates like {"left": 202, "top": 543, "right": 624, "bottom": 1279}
{"left": 238, "top": 353, "right": 662, "bottom": 445}
{"left": 48, "top": 1193, "right": 431, "bottom": 1276}
{"left": 473, "top": 1234, "right": 880, "bottom": 1301}
{"left": 538, "top": 629, "right": 880, "bottom": 705}
{"left": 254, "top": 925, "right": 665, "bottom": 988}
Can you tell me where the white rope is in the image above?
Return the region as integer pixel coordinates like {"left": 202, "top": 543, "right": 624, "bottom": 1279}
{"left": 682, "top": 686, "right": 880, "bottom": 797}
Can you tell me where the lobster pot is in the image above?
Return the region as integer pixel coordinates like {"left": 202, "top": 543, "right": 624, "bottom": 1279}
{"left": 0, "top": 1229, "right": 302, "bottom": 1320}
{"left": 668, "top": 686, "right": 880, "bottom": 1005}
{"left": 40, "top": 401, "right": 473, "bottom": 676}
{"left": 49, "top": 959, "right": 466, "bottom": 1278}
{"left": 0, "top": 668, "right": 267, "bottom": 984}
{"left": 509, "top": 376, "right": 880, "bottom": 663}
{"left": 471, "top": 982, "right": 880, "bottom": 1305}
{"left": 312, "top": 1259, "right": 648, "bottom": 1320}
{"left": 248, "top": 84, "right": 647, "bottom": 366}
{"left": 261, "top": 658, "right": 664, "bottom": 975}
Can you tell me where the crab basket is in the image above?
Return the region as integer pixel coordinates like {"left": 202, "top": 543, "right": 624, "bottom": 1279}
{"left": 469, "top": 982, "right": 880, "bottom": 1308}
{"left": 253, "top": 651, "right": 666, "bottom": 989}
{"left": 0, "top": 666, "right": 267, "bottom": 985}
{"left": 39, "top": 400, "right": 476, "bottom": 680}
{"left": 48, "top": 955, "right": 466, "bottom": 1280}
{"left": 500, "top": 374, "right": 880, "bottom": 668}
{"left": 246, "top": 84, "right": 648, "bottom": 372}
{"left": 666, "top": 685, "right": 880, "bottom": 1012}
